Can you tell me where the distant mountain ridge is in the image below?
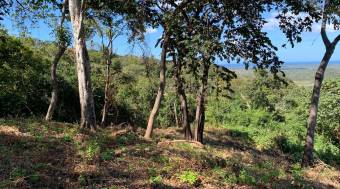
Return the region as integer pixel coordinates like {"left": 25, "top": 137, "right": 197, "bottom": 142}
{"left": 284, "top": 60, "right": 340, "bottom": 65}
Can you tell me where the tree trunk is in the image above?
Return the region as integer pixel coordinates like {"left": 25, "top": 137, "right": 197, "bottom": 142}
{"left": 69, "top": 0, "right": 96, "bottom": 131}
{"left": 302, "top": 46, "right": 334, "bottom": 167}
{"left": 101, "top": 60, "right": 111, "bottom": 126}
{"left": 45, "top": 0, "right": 68, "bottom": 121}
{"left": 180, "top": 92, "right": 192, "bottom": 140}
{"left": 194, "top": 63, "right": 210, "bottom": 143}
{"left": 144, "top": 33, "right": 169, "bottom": 139}
{"left": 45, "top": 46, "right": 66, "bottom": 121}
{"left": 101, "top": 28, "right": 113, "bottom": 127}
{"left": 173, "top": 55, "right": 192, "bottom": 140}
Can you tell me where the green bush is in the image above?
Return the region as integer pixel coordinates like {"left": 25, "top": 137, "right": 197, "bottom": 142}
{"left": 178, "top": 170, "right": 199, "bottom": 185}
{"left": 149, "top": 175, "right": 163, "bottom": 185}
{"left": 85, "top": 141, "right": 100, "bottom": 161}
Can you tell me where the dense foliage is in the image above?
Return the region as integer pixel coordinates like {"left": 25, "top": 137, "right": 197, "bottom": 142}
{"left": 318, "top": 79, "right": 340, "bottom": 144}
{"left": 0, "top": 30, "right": 50, "bottom": 117}
{"left": 206, "top": 71, "right": 340, "bottom": 165}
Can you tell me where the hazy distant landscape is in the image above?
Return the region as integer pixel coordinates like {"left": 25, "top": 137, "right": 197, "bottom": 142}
{"left": 233, "top": 61, "right": 340, "bottom": 86}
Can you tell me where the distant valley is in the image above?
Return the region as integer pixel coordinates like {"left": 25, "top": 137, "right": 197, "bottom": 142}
{"left": 231, "top": 61, "right": 340, "bottom": 86}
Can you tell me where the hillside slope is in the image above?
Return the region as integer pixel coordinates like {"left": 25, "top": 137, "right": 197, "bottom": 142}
{"left": 0, "top": 119, "right": 339, "bottom": 189}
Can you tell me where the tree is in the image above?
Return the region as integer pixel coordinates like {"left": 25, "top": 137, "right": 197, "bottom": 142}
{"left": 144, "top": 0, "right": 190, "bottom": 139}
{"left": 172, "top": 50, "right": 192, "bottom": 140}
{"left": 186, "top": 0, "right": 325, "bottom": 143}
{"left": 0, "top": 0, "right": 10, "bottom": 21}
{"left": 302, "top": 0, "right": 340, "bottom": 167}
{"left": 45, "top": 0, "right": 71, "bottom": 121}
{"left": 8, "top": 0, "right": 76, "bottom": 121}
{"left": 93, "top": 17, "right": 124, "bottom": 126}
{"left": 100, "top": 21, "right": 114, "bottom": 127}
{"left": 68, "top": 0, "right": 96, "bottom": 131}
{"left": 167, "top": 7, "right": 203, "bottom": 140}
{"left": 187, "top": 1, "right": 284, "bottom": 143}
{"left": 145, "top": 32, "right": 169, "bottom": 139}
{"left": 143, "top": 0, "right": 290, "bottom": 142}
{"left": 87, "top": 0, "right": 147, "bottom": 127}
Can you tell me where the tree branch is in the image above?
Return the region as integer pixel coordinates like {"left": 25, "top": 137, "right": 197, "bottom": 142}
{"left": 321, "top": 0, "right": 331, "bottom": 47}
{"left": 15, "top": 0, "right": 25, "bottom": 10}
{"left": 60, "top": 0, "right": 68, "bottom": 27}
{"left": 332, "top": 34, "right": 340, "bottom": 46}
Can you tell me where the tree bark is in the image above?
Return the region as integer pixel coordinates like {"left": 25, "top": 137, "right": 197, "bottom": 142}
{"left": 173, "top": 55, "right": 192, "bottom": 140}
{"left": 45, "top": 0, "right": 68, "bottom": 121}
{"left": 144, "top": 33, "right": 169, "bottom": 139}
{"left": 101, "top": 59, "right": 111, "bottom": 126}
{"left": 180, "top": 91, "right": 192, "bottom": 140}
{"left": 69, "top": 0, "right": 96, "bottom": 131}
{"left": 194, "top": 63, "right": 210, "bottom": 143}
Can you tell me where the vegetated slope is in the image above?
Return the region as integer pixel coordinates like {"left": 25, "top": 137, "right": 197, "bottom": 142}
{"left": 0, "top": 119, "right": 339, "bottom": 189}
{"left": 283, "top": 63, "right": 340, "bottom": 87}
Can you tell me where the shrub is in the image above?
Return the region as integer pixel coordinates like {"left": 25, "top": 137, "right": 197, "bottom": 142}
{"left": 85, "top": 141, "right": 100, "bottom": 161}
{"left": 149, "top": 175, "right": 163, "bottom": 185}
{"left": 178, "top": 170, "right": 199, "bottom": 185}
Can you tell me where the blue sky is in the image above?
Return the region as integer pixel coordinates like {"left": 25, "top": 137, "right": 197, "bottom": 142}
{"left": 2, "top": 13, "right": 340, "bottom": 64}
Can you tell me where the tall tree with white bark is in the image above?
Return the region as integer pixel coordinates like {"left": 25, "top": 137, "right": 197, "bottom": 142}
{"left": 68, "top": 0, "right": 96, "bottom": 130}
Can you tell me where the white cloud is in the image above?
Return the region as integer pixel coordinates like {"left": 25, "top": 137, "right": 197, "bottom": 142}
{"left": 146, "top": 27, "right": 157, "bottom": 34}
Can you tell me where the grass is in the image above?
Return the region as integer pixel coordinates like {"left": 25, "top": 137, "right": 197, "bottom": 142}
{"left": 0, "top": 118, "right": 339, "bottom": 188}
